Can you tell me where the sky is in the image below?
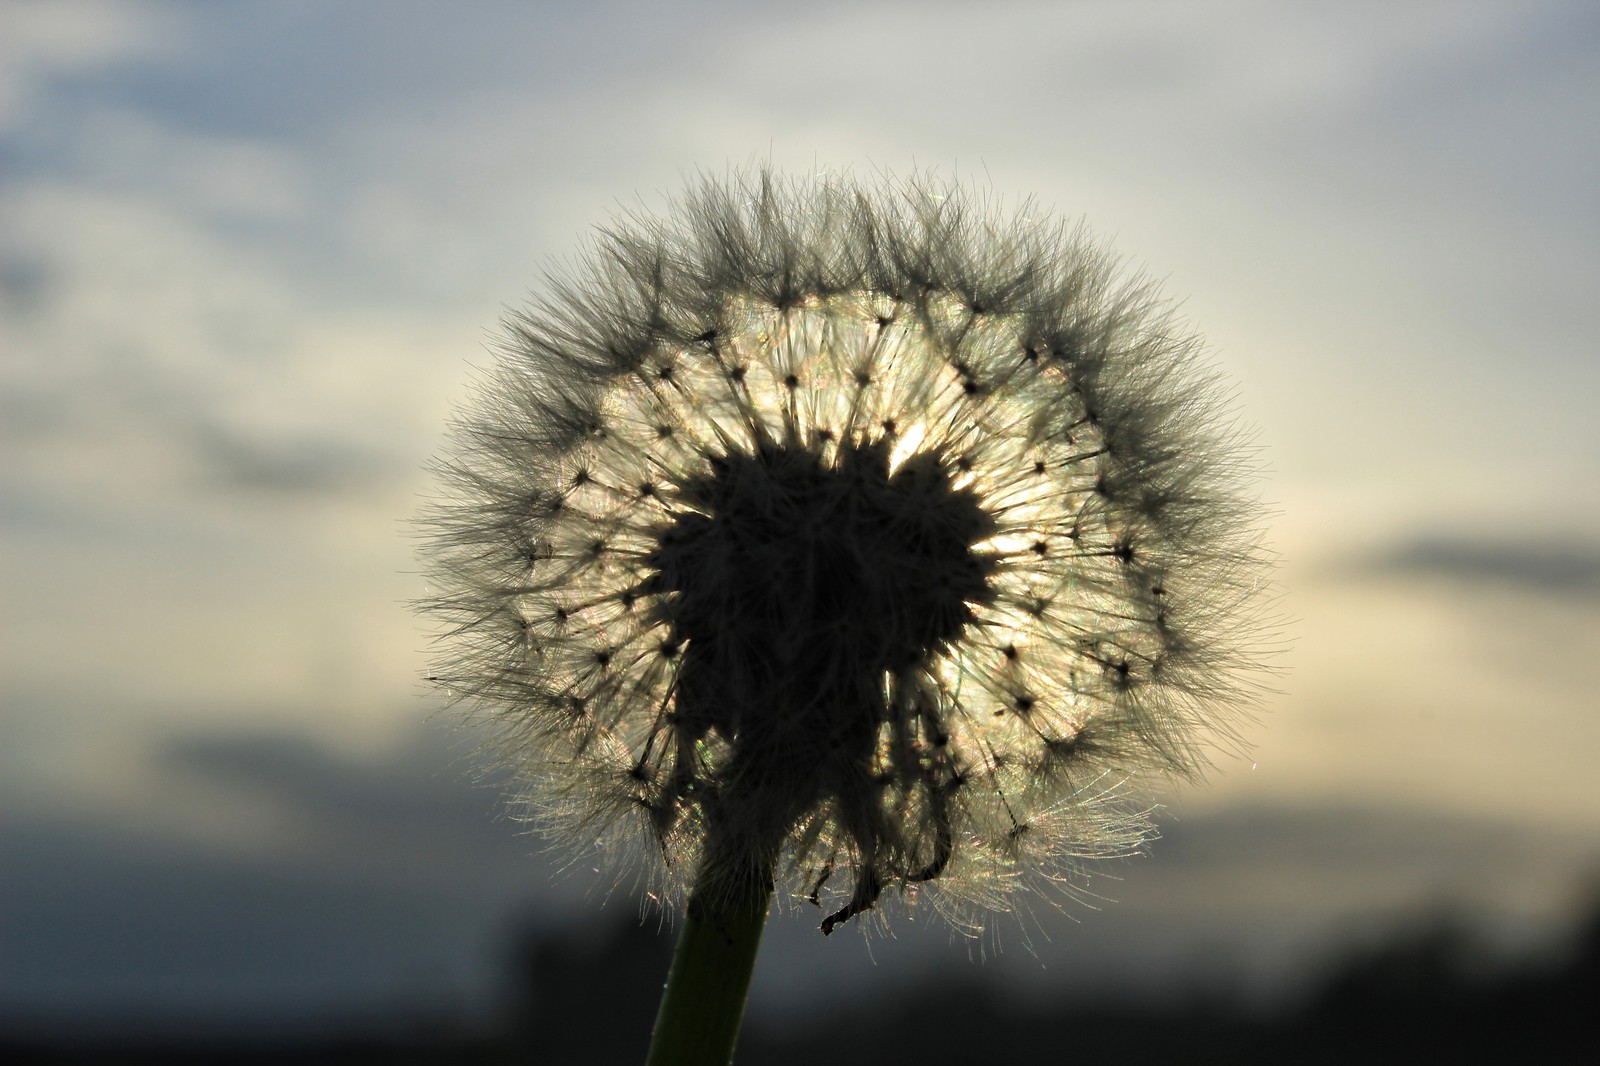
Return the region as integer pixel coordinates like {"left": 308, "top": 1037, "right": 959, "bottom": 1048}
{"left": 3, "top": 0, "right": 1598, "bottom": 1032}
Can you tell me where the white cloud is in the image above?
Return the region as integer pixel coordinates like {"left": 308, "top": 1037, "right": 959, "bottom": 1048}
{"left": 0, "top": 0, "right": 185, "bottom": 130}
{"left": 68, "top": 105, "right": 312, "bottom": 220}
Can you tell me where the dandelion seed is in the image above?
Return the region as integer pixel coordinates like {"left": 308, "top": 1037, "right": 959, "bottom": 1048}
{"left": 417, "top": 168, "right": 1272, "bottom": 1064}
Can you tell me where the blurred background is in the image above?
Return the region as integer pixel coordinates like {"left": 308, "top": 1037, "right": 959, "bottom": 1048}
{"left": 3, "top": 0, "right": 1596, "bottom": 1061}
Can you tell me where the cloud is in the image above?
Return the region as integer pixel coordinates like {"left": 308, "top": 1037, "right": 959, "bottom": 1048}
{"left": 187, "top": 419, "right": 404, "bottom": 495}
{"left": 0, "top": 0, "right": 185, "bottom": 132}
{"left": 4, "top": 721, "right": 1593, "bottom": 1024}
{"left": 1352, "top": 534, "right": 1600, "bottom": 600}
{"left": 159, "top": 724, "right": 509, "bottom": 838}
{"left": 0, "top": 174, "right": 449, "bottom": 517}
{"left": 0, "top": 721, "right": 595, "bottom": 1022}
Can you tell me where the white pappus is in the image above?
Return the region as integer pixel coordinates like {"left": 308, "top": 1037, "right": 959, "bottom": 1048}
{"left": 417, "top": 168, "right": 1273, "bottom": 936}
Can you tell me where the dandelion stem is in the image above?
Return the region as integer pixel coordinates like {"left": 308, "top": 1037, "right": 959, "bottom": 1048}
{"left": 645, "top": 865, "right": 773, "bottom": 1066}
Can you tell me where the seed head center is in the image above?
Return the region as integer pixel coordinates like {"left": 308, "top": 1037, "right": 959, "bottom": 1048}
{"left": 649, "top": 440, "right": 996, "bottom": 737}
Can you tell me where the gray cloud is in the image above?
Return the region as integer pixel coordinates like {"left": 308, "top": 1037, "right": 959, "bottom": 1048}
{"left": 1353, "top": 535, "right": 1600, "bottom": 600}
{"left": 0, "top": 252, "right": 51, "bottom": 314}
{"left": 0, "top": 820, "right": 500, "bottom": 1021}
{"left": 0, "top": 722, "right": 590, "bottom": 1023}
{"left": 189, "top": 420, "right": 402, "bottom": 496}
{"left": 161, "top": 723, "right": 509, "bottom": 833}
{"left": 4, "top": 720, "right": 1594, "bottom": 1025}
{"left": 152, "top": 722, "right": 550, "bottom": 893}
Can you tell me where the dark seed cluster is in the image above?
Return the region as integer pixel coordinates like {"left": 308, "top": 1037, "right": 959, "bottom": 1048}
{"left": 419, "top": 171, "right": 1270, "bottom": 933}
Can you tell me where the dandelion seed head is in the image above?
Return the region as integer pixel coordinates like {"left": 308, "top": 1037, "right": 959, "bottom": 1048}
{"left": 419, "top": 169, "right": 1272, "bottom": 933}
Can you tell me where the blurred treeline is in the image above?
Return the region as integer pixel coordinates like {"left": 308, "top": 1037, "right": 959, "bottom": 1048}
{"left": 6, "top": 898, "right": 1596, "bottom": 1065}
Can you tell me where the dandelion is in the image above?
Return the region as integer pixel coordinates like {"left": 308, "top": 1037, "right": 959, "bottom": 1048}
{"left": 418, "top": 169, "right": 1271, "bottom": 1064}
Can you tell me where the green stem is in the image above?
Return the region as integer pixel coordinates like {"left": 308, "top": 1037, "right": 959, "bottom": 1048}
{"left": 645, "top": 872, "right": 773, "bottom": 1066}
